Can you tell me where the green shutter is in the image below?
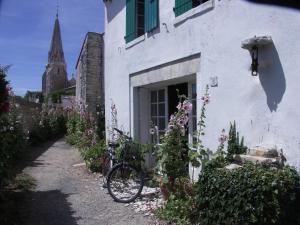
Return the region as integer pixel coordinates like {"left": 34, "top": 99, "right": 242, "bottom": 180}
{"left": 144, "top": 0, "right": 158, "bottom": 32}
{"left": 125, "top": 0, "right": 137, "bottom": 43}
{"left": 174, "top": 0, "right": 192, "bottom": 17}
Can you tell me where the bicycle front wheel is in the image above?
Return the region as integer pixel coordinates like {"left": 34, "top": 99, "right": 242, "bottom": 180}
{"left": 107, "top": 163, "right": 144, "bottom": 203}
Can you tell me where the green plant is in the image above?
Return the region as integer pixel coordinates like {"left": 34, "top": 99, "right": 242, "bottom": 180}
{"left": 156, "top": 93, "right": 192, "bottom": 194}
{"left": 156, "top": 194, "right": 197, "bottom": 225}
{"left": 28, "top": 105, "right": 67, "bottom": 145}
{"left": 24, "top": 91, "right": 44, "bottom": 103}
{"left": 82, "top": 141, "right": 106, "bottom": 172}
{"left": 0, "top": 65, "right": 10, "bottom": 116}
{"left": 193, "top": 84, "right": 212, "bottom": 170}
{"left": 227, "top": 121, "right": 247, "bottom": 161}
{"left": 196, "top": 163, "right": 300, "bottom": 225}
{"left": 95, "top": 104, "right": 105, "bottom": 139}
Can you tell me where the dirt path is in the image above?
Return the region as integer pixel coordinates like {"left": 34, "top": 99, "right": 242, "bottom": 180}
{"left": 18, "top": 138, "right": 155, "bottom": 225}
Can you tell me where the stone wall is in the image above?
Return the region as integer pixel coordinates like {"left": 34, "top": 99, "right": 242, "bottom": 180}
{"left": 14, "top": 97, "right": 42, "bottom": 132}
{"left": 76, "top": 32, "right": 104, "bottom": 115}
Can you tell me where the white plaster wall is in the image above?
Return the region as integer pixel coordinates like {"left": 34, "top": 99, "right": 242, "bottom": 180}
{"left": 104, "top": 0, "right": 300, "bottom": 170}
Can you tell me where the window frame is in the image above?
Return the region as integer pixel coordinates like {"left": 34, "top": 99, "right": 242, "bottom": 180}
{"left": 125, "top": 0, "right": 159, "bottom": 44}
{"left": 149, "top": 88, "right": 168, "bottom": 144}
{"left": 174, "top": 0, "right": 214, "bottom": 25}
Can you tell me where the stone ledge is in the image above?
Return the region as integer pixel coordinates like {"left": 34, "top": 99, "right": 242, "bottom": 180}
{"left": 234, "top": 154, "right": 278, "bottom": 165}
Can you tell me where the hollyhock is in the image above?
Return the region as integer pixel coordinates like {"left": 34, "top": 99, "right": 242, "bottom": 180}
{"left": 176, "top": 103, "right": 182, "bottom": 110}
{"left": 201, "top": 95, "right": 210, "bottom": 104}
{"left": 182, "top": 100, "right": 193, "bottom": 113}
{"left": 168, "top": 124, "right": 174, "bottom": 131}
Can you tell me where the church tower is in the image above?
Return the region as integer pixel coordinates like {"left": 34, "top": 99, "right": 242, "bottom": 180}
{"left": 42, "top": 13, "right": 68, "bottom": 96}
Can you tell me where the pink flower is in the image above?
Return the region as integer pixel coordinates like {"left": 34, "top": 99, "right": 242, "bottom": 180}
{"left": 179, "top": 119, "right": 185, "bottom": 126}
{"left": 201, "top": 95, "right": 210, "bottom": 104}
{"left": 87, "top": 129, "right": 94, "bottom": 136}
{"left": 176, "top": 103, "right": 182, "bottom": 110}
{"left": 182, "top": 101, "right": 193, "bottom": 113}
{"left": 218, "top": 129, "right": 228, "bottom": 144}
{"left": 170, "top": 114, "right": 175, "bottom": 122}
{"left": 168, "top": 124, "right": 174, "bottom": 130}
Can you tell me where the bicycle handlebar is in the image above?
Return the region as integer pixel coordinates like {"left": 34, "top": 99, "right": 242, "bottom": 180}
{"left": 113, "top": 128, "right": 131, "bottom": 140}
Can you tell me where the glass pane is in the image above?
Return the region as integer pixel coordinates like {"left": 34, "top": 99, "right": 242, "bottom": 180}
{"left": 151, "top": 117, "right": 157, "bottom": 126}
{"left": 151, "top": 91, "right": 157, "bottom": 103}
{"left": 151, "top": 104, "right": 157, "bottom": 117}
{"left": 158, "top": 103, "right": 165, "bottom": 116}
{"left": 192, "top": 99, "right": 196, "bottom": 116}
{"left": 158, "top": 89, "right": 165, "bottom": 102}
{"left": 158, "top": 118, "right": 166, "bottom": 130}
{"left": 192, "top": 83, "right": 197, "bottom": 99}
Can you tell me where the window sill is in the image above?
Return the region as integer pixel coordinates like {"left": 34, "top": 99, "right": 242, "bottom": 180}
{"left": 174, "top": 0, "right": 214, "bottom": 26}
{"left": 125, "top": 35, "right": 145, "bottom": 49}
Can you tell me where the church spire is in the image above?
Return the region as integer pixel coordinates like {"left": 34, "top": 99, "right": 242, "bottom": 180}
{"left": 48, "top": 12, "right": 65, "bottom": 64}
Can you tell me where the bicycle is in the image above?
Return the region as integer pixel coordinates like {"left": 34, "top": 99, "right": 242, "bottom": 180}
{"left": 103, "top": 128, "right": 145, "bottom": 203}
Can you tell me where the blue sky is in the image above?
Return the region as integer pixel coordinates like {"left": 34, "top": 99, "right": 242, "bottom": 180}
{"left": 0, "top": 0, "right": 104, "bottom": 96}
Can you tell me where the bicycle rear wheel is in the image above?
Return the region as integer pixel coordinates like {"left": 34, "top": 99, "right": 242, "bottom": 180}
{"left": 107, "top": 163, "right": 144, "bottom": 203}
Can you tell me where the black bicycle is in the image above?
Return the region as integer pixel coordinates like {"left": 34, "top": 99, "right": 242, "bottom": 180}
{"left": 104, "top": 128, "right": 144, "bottom": 203}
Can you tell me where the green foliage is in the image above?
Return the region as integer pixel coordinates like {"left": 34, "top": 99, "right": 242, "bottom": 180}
{"left": 48, "top": 89, "right": 75, "bottom": 104}
{"left": 196, "top": 163, "right": 300, "bottom": 225}
{"left": 66, "top": 109, "right": 97, "bottom": 148}
{"left": 227, "top": 121, "right": 247, "bottom": 161}
{"left": 82, "top": 141, "right": 106, "bottom": 172}
{"left": 24, "top": 91, "right": 44, "bottom": 103}
{"left": 28, "top": 106, "right": 67, "bottom": 145}
{"left": 0, "top": 65, "right": 10, "bottom": 116}
{"left": 156, "top": 194, "right": 197, "bottom": 225}
{"left": 156, "top": 93, "right": 192, "bottom": 195}
{"left": 0, "top": 67, "right": 26, "bottom": 188}
{"left": 193, "top": 84, "right": 211, "bottom": 170}
{"left": 95, "top": 104, "right": 105, "bottom": 139}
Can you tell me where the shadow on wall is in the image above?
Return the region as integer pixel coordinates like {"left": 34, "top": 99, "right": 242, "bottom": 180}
{"left": 244, "top": 0, "right": 300, "bottom": 10}
{"left": 258, "top": 43, "right": 286, "bottom": 112}
{"left": 106, "top": 0, "right": 126, "bottom": 23}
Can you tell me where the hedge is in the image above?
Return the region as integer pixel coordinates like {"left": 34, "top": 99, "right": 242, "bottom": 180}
{"left": 196, "top": 163, "right": 300, "bottom": 225}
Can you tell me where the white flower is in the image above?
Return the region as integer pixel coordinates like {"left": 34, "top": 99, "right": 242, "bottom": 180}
{"left": 10, "top": 126, "right": 14, "bottom": 131}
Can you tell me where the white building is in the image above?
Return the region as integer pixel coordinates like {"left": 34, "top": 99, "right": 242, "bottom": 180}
{"left": 103, "top": 0, "right": 300, "bottom": 174}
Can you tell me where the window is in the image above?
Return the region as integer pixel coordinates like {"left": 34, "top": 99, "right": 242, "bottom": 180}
{"left": 174, "top": 0, "right": 209, "bottom": 17}
{"left": 150, "top": 89, "right": 166, "bottom": 143}
{"left": 136, "top": 0, "right": 145, "bottom": 37}
{"left": 125, "top": 0, "right": 159, "bottom": 43}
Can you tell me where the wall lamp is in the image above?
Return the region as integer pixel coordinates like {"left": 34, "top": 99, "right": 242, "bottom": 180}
{"left": 241, "top": 35, "right": 273, "bottom": 76}
{"left": 251, "top": 46, "right": 259, "bottom": 76}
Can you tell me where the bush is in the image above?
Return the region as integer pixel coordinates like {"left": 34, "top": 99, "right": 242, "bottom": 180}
{"left": 82, "top": 141, "right": 106, "bottom": 172}
{"left": 28, "top": 105, "right": 67, "bottom": 145}
{"left": 156, "top": 194, "right": 197, "bottom": 225}
{"left": 195, "top": 163, "right": 300, "bottom": 225}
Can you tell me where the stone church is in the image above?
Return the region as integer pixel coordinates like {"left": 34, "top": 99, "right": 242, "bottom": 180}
{"left": 42, "top": 14, "right": 73, "bottom": 96}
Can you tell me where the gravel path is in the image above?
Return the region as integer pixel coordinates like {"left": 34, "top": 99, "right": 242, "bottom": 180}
{"left": 19, "top": 138, "right": 155, "bottom": 225}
